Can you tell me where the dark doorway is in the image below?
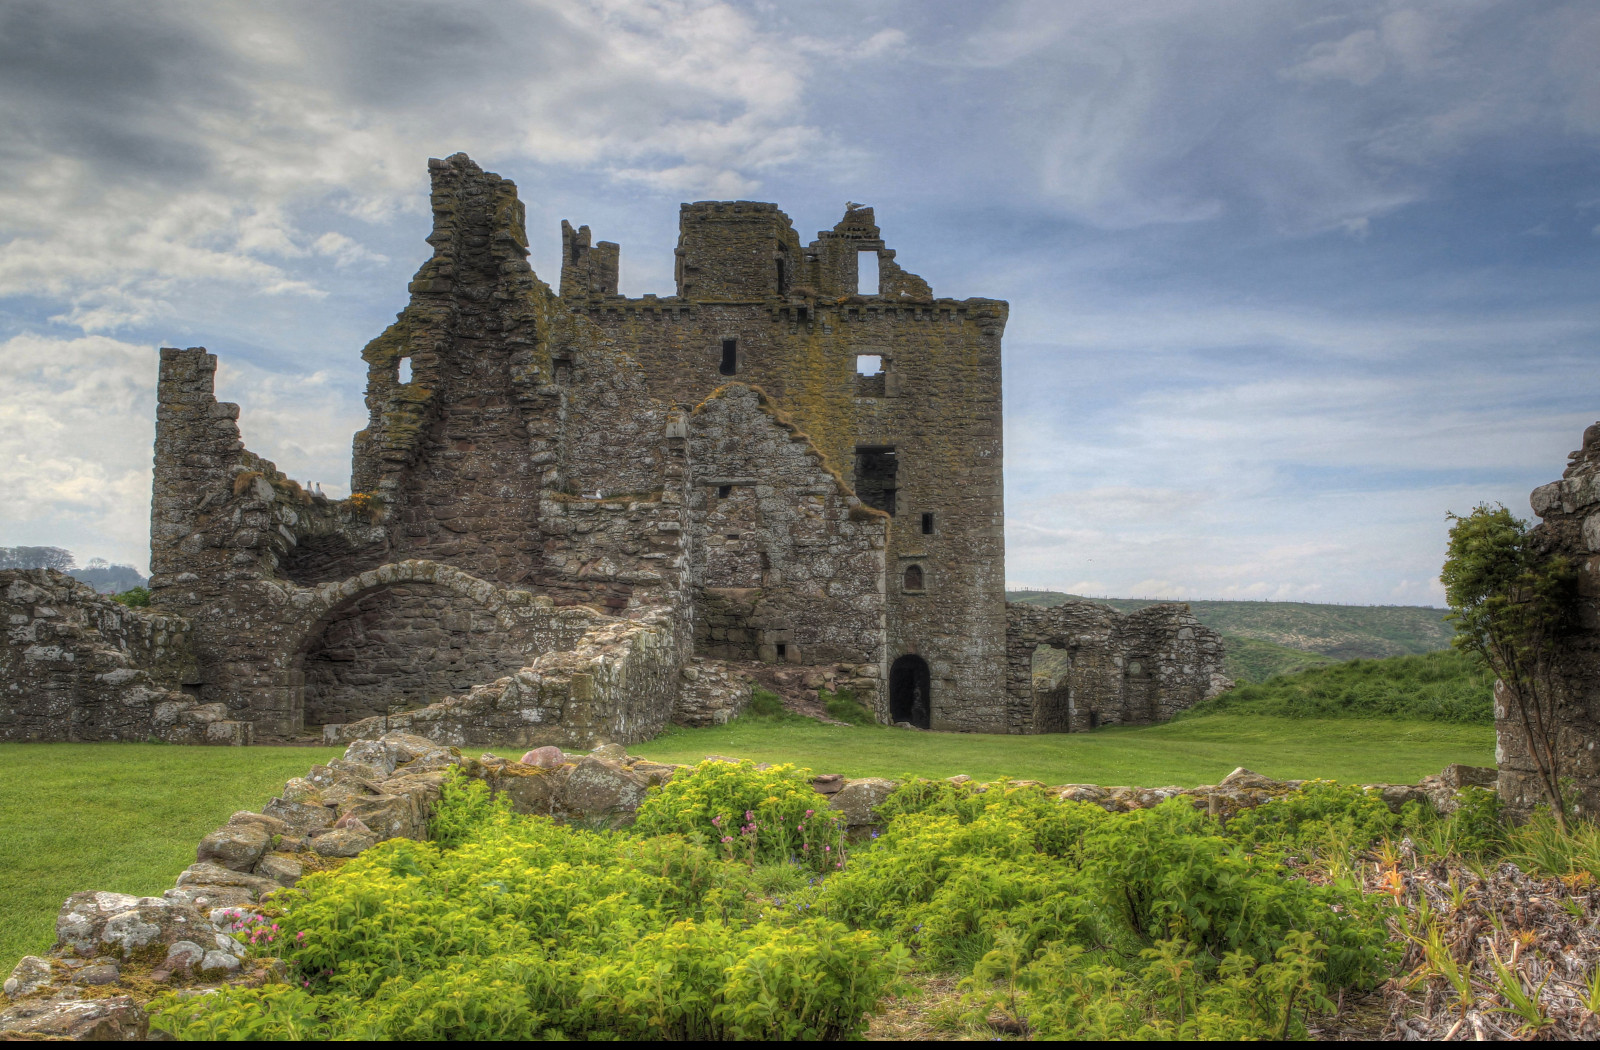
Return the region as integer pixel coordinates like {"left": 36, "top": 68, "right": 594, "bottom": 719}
{"left": 889, "top": 654, "right": 932, "bottom": 729}
{"left": 720, "top": 338, "right": 738, "bottom": 375}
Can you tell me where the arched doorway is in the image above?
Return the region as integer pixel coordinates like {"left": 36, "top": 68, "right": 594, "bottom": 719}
{"left": 889, "top": 654, "right": 932, "bottom": 729}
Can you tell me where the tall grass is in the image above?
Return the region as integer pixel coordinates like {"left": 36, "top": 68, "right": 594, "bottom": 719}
{"left": 1183, "top": 650, "right": 1492, "bottom": 724}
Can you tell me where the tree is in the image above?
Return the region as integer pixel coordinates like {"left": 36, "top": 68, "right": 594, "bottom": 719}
{"left": 1441, "top": 504, "right": 1577, "bottom": 830}
{"left": 0, "top": 546, "right": 76, "bottom": 571}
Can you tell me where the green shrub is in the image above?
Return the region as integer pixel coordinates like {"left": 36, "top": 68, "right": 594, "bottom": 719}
{"left": 1226, "top": 780, "right": 1419, "bottom": 861}
{"left": 151, "top": 773, "right": 899, "bottom": 1041}
{"left": 112, "top": 586, "right": 150, "bottom": 608}
{"left": 632, "top": 759, "right": 847, "bottom": 872}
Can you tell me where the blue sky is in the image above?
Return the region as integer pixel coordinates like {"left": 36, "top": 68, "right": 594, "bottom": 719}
{"left": 1, "top": 0, "right": 1596, "bottom": 604}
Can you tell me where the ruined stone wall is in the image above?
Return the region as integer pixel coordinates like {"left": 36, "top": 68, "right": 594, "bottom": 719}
{"left": 562, "top": 203, "right": 1008, "bottom": 730}
{"left": 0, "top": 569, "right": 252, "bottom": 744}
{"left": 687, "top": 384, "right": 887, "bottom": 693}
{"left": 1005, "top": 601, "right": 1230, "bottom": 733}
{"left": 1503, "top": 421, "right": 1600, "bottom": 817}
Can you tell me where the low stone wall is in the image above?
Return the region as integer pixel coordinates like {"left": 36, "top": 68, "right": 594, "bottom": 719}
{"left": 0, "top": 728, "right": 1495, "bottom": 1040}
{"left": 0, "top": 569, "right": 253, "bottom": 745}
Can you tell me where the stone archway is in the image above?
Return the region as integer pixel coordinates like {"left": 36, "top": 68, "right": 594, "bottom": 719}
{"left": 283, "top": 561, "right": 570, "bottom": 730}
{"left": 889, "top": 654, "right": 932, "bottom": 729}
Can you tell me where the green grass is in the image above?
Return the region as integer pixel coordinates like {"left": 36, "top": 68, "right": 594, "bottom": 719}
{"left": 1183, "top": 649, "right": 1492, "bottom": 724}
{"left": 629, "top": 713, "right": 1492, "bottom": 794}
{"left": 0, "top": 743, "right": 340, "bottom": 976}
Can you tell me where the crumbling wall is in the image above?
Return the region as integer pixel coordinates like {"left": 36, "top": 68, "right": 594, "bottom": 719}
{"left": 1005, "top": 601, "right": 1230, "bottom": 733}
{"left": 563, "top": 201, "right": 1008, "bottom": 731}
{"left": 688, "top": 384, "right": 887, "bottom": 696}
{"left": 1504, "top": 421, "right": 1600, "bottom": 817}
{"left": 0, "top": 569, "right": 250, "bottom": 744}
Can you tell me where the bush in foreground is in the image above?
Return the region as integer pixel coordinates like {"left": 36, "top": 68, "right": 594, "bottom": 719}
{"left": 151, "top": 761, "right": 1454, "bottom": 1041}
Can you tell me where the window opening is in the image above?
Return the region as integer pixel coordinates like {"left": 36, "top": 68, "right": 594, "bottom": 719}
{"left": 717, "top": 485, "right": 732, "bottom": 499}
{"left": 903, "top": 564, "right": 924, "bottom": 591}
{"left": 921, "top": 512, "right": 935, "bottom": 535}
{"left": 857, "top": 250, "right": 879, "bottom": 295}
{"left": 853, "top": 445, "right": 897, "bottom": 516}
{"left": 776, "top": 643, "right": 787, "bottom": 659}
{"left": 396, "top": 357, "right": 413, "bottom": 384}
{"left": 856, "top": 354, "right": 882, "bottom": 375}
{"left": 719, "top": 338, "right": 737, "bottom": 375}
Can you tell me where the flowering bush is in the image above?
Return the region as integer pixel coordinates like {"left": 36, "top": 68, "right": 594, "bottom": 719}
{"left": 632, "top": 759, "right": 848, "bottom": 872}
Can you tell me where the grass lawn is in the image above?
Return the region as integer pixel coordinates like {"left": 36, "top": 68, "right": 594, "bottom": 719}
{"left": 0, "top": 711, "right": 1494, "bottom": 980}
{"left": 629, "top": 713, "right": 1494, "bottom": 789}
{"left": 0, "top": 743, "right": 340, "bottom": 976}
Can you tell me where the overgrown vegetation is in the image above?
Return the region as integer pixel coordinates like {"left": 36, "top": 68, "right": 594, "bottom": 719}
{"left": 1182, "top": 650, "right": 1493, "bottom": 724}
{"left": 1218, "top": 634, "right": 1338, "bottom": 683}
{"left": 1441, "top": 503, "right": 1578, "bottom": 827}
{"left": 151, "top": 770, "right": 902, "bottom": 1040}
{"left": 112, "top": 586, "right": 151, "bottom": 607}
{"left": 146, "top": 762, "right": 1600, "bottom": 1041}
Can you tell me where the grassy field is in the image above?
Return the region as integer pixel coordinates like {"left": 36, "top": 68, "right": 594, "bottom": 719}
{"left": 1185, "top": 649, "right": 1493, "bottom": 724}
{"left": 627, "top": 713, "right": 1492, "bottom": 788}
{"left": 0, "top": 744, "right": 340, "bottom": 976}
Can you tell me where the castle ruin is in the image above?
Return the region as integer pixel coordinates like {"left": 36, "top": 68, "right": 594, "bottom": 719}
{"left": 1, "top": 154, "right": 1225, "bottom": 746}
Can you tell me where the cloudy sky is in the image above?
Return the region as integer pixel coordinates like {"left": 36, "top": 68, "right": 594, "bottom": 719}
{"left": 2, "top": 0, "right": 1596, "bottom": 605}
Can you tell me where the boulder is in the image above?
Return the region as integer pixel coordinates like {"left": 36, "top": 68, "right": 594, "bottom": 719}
{"left": 496, "top": 768, "right": 566, "bottom": 816}
{"left": 810, "top": 774, "right": 844, "bottom": 795}
{"left": 379, "top": 732, "right": 449, "bottom": 765}
{"left": 312, "top": 827, "right": 377, "bottom": 858}
{"left": 263, "top": 797, "right": 336, "bottom": 836}
{"left": 4, "top": 956, "right": 56, "bottom": 1000}
{"left": 162, "top": 941, "right": 206, "bottom": 972}
{"left": 0, "top": 995, "right": 147, "bottom": 1041}
{"left": 563, "top": 755, "right": 650, "bottom": 821}
{"left": 56, "top": 895, "right": 211, "bottom": 959}
{"left": 629, "top": 761, "right": 677, "bottom": 786}
{"left": 376, "top": 771, "right": 449, "bottom": 812}
{"left": 200, "top": 951, "right": 240, "bottom": 973}
{"left": 590, "top": 742, "right": 630, "bottom": 764}
{"left": 521, "top": 745, "right": 565, "bottom": 769}
{"left": 55, "top": 892, "right": 142, "bottom": 955}
{"left": 196, "top": 821, "right": 271, "bottom": 872}
{"left": 828, "top": 778, "right": 897, "bottom": 827}
{"left": 331, "top": 739, "right": 398, "bottom": 781}
{"left": 1217, "top": 767, "right": 1285, "bottom": 792}
{"left": 226, "top": 811, "right": 289, "bottom": 836}
{"left": 254, "top": 852, "right": 304, "bottom": 888}
{"left": 339, "top": 793, "right": 424, "bottom": 841}
{"left": 74, "top": 963, "right": 119, "bottom": 986}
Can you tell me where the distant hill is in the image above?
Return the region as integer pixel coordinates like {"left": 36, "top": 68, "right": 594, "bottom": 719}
{"left": 67, "top": 564, "right": 147, "bottom": 595}
{"left": 1007, "top": 590, "right": 1454, "bottom": 684}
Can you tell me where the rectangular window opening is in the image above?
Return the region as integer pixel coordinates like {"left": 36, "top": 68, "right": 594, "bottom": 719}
{"left": 776, "top": 643, "right": 787, "bottom": 659}
{"left": 921, "top": 512, "right": 935, "bottom": 535}
{"left": 857, "top": 250, "right": 879, "bottom": 296}
{"left": 855, "top": 354, "right": 882, "bottom": 375}
{"left": 853, "top": 445, "right": 897, "bottom": 516}
{"left": 716, "top": 484, "right": 732, "bottom": 499}
{"left": 396, "top": 357, "right": 413, "bottom": 384}
{"left": 719, "top": 338, "right": 737, "bottom": 375}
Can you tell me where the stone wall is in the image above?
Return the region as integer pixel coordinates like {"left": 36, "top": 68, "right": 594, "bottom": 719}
{"left": 0, "top": 569, "right": 252, "bottom": 744}
{"left": 562, "top": 201, "right": 1009, "bottom": 731}
{"left": 1004, "top": 600, "right": 1230, "bottom": 733}
{"left": 688, "top": 384, "right": 887, "bottom": 698}
{"left": 1502, "top": 421, "right": 1600, "bottom": 817}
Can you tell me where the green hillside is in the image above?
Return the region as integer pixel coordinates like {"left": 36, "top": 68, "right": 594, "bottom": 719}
{"left": 1181, "top": 649, "right": 1493, "bottom": 724}
{"left": 1008, "top": 590, "right": 1453, "bottom": 683}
